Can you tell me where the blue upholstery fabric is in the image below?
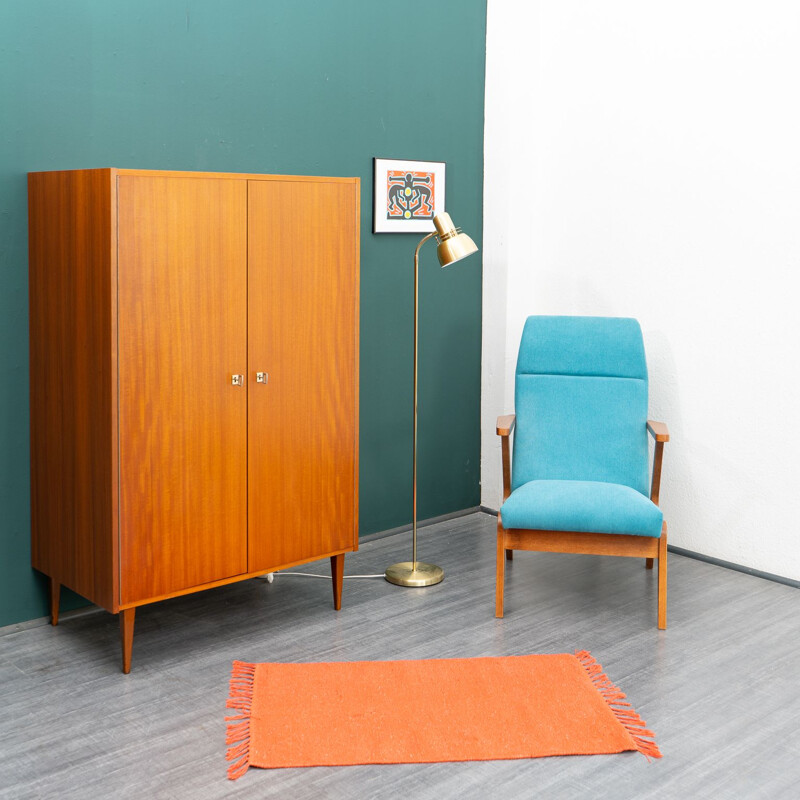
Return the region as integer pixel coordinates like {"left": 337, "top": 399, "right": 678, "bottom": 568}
{"left": 515, "top": 316, "right": 648, "bottom": 379}
{"left": 500, "top": 480, "right": 663, "bottom": 537}
{"left": 511, "top": 316, "right": 650, "bottom": 496}
{"left": 503, "top": 316, "right": 659, "bottom": 538}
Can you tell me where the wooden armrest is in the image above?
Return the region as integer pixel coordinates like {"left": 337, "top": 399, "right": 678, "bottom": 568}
{"left": 647, "top": 420, "right": 669, "bottom": 442}
{"left": 497, "top": 414, "right": 516, "bottom": 436}
{"left": 648, "top": 420, "right": 668, "bottom": 506}
{"left": 497, "top": 414, "right": 515, "bottom": 501}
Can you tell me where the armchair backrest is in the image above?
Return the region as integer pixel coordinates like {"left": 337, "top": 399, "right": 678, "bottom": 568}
{"left": 512, "top": 316, "right": 650, "bottom": 495}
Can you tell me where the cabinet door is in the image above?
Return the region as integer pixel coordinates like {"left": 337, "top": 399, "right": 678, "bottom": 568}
{"left": 118, "top": 176, "right": 248, "bottom": 604}
{"left": 248, "top": 180, "right": 358, "bottom": 571}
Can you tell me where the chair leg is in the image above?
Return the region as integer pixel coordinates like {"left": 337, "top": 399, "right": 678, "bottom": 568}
{"left": 657, "top": 527, "right": 668, "bottom": 630}
{"left": 506, "top": 549, "right": 513, "bottom": 561}
{"left": 495, "top": 520, "right": 505, "bottom": 618}
{"left": 645, "top": 558, "right": 654, "bottom": 569}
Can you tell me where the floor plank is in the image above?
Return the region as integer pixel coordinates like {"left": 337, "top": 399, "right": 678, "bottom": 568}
{"left": 0, "top": 512, "right": 798, "bottom": 799}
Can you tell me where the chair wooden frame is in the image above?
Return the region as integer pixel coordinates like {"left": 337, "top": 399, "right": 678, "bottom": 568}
{"left": 495, "top": 416, "right": 669, "bottom": 629}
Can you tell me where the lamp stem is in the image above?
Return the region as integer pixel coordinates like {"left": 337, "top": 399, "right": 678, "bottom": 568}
{"left": 383, "top": 231, "right": 444, "bottom": 588}
{"left": 412, "top": 232, "right": 436, "bottom": 569}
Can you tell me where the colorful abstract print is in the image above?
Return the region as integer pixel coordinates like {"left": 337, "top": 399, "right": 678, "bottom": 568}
{"left": 386, "top": 171, "right": 435, "bottom": 220}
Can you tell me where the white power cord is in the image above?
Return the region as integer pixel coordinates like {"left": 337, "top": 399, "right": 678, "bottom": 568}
{"left": 257, "top": 572, "right": 383, "bottom": 582}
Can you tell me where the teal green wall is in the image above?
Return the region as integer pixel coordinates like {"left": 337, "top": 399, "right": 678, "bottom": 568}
{"left": 0, "top": 1, "right": 486, "bottom": 627}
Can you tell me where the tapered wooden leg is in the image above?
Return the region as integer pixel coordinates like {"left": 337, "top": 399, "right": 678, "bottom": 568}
{"left": 505, "top": 549, "right": 513, "bottom": 561}
{"left": 645, "top": 558, "right": 654, "bottom": 569}
{"left": 49, "top": 578, "right": 60, "bottom": 626}
{"left": 496, "top": 520, "right": 505, "bottom": 618}
{"left": 120, "top": 608, "right": 136, "bottom": 674}
{"left": 657, "top": 527, "right": 668, "bottom": 630}
{"left": 330, "top": 553, "right": 344, "bottom": 611}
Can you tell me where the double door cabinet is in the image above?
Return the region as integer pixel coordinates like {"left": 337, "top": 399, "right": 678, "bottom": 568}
{"left": 28, "top": 169, "right": 360, "bottom": 672}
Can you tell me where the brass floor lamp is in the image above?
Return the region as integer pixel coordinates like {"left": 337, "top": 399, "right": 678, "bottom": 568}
{"left": 385, "top": 212, "right": 479, "bottom": 587}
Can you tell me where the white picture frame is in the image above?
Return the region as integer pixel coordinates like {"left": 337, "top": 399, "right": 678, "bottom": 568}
{"left": 373, "top": 158, "right": 446, "bottom": 233}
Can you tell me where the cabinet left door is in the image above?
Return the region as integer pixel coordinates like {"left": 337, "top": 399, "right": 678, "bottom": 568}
{"left": 117, "top": 175, "right": 249, "bottom": 605}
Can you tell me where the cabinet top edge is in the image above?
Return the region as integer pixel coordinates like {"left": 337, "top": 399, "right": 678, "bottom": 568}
{"left": 27, "top": 168, "right": 359, "bottom": 184}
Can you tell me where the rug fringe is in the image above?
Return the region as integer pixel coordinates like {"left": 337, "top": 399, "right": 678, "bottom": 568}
{"left": 225, "top": 661, "right": 256, "bottom": 779}
{"left": 574, "top": 650, "right": 662, "bottom": 760}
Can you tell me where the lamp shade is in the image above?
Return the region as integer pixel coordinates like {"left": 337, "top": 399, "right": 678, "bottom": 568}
{"left": 433, "top": 212, "right": 478, "bottom": 267}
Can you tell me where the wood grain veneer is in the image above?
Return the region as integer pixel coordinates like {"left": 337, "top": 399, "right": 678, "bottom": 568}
{"left": 246, "top": 179, "right": 359, "bottom": 572}
{"left": 117, "top": 175, "right": 249, "bottom": 605}
{"left": 501, "top": 527, "right": 662, "bottom": 558}
{"left": 28, "top": 168, "right": 360, "bottom": 671}
{"left": 28, "top": 169, "right": 118, "bottom": 613}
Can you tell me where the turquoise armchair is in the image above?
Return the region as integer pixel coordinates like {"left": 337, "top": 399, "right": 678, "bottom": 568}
{"left": 496, "top": 316, "right": 669, "bottom": 628}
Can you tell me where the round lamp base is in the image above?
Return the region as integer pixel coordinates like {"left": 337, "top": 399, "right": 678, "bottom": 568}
{"left": 384, "top": 562, "right": 444, "bottom": 587}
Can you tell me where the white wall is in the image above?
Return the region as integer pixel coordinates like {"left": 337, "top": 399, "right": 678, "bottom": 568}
{"left": 482, "top": 0, "right": 800, "bottom": 579}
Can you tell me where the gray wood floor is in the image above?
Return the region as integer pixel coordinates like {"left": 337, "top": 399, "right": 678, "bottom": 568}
{"left": 1, "top": 512, "right": 798, "bottom": 799}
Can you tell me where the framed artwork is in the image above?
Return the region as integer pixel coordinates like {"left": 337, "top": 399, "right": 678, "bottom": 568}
{"left": 373, "top": 158, "right": 446, "bottom": 233}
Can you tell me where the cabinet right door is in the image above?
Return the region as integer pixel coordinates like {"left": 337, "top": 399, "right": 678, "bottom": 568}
{"left": 247, "top": 179, "right": 358, "bottom": 572}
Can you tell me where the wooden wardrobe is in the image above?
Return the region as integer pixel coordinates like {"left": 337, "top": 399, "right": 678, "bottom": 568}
{"left": 28, "top": 169, "right": 360, "bottom": 672}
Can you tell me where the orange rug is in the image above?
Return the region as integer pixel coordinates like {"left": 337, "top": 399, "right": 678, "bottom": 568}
{"left": 225, "top": 651, "right": 661, "bottom": 778}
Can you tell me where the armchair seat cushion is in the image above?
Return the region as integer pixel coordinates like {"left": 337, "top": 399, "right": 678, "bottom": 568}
{"left": 500, "top": 479, "right": 663, "bottom": 537}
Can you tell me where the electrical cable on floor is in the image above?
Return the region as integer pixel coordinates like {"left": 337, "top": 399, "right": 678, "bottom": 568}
{"left": 256, "top": 572, "right": 384, "bottom": 582}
